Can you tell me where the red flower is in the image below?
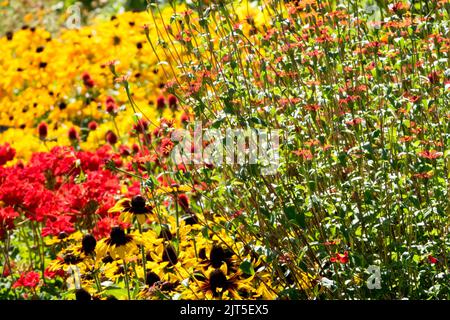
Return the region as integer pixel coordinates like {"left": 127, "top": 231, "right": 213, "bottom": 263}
{"left": 133, "top": 119, "right": 149, "bottom": 134}
{"left": 68, "top": 127, "right": 79, "bottom": 141}
{"left": 156, "top": 96, "right": 166, "bottom": 110}
{"left": 0, "top": 143, "right": 16, "bottom": 166}
{"left": 323, "top": 239, "right": 341, "bottom": 246}
{"left": 82, "top": 72, "right": 95, "bottom": 88}
{"left": 180, "top": 112, "right": 190, "bottom": 124}
{"left": 159, "top": 138, "right": 174, "bottom": 156}
{"left": 106, "top": 96, "right": 118, "bottom": 114}
{"left": 12, "top": 271, "right": 40, "bottom": 289}
{"left": 168, "top": 94, "right": 178, "bottom": 110}
{"left": 2, "top": 264, "right": 12, "bottom": 277}
{"left": 389, "top": 2, "right": 408, "bottom": 14}
{"left": 88, "top": 121, "right": 98, "bottom": 131}
{"left": 42, "top": 215, "right": 75, "bottom": 237}
{"left": 44, "top": 267, "right": 65, "bottom": 279}
{"left": 304, "top": 104, "right": 320, "bottom": 112}
{"left": 119, "top": 145, "right": 131, "bottom": 157}
{"left": 105, "top": 130, "right": 118, "bottom": 145}
{"left": 38, "top": 122, "right": 48, "bottom": 140}
{"left": 345, "top": 117, "right": 363, "bottom": 126}
{"left": 428, "top": 255, "right": 438, "bottom": 264}
{"left": 330, "top": 251, "right": 349, "bottom": 264}
{"left": 177, "top": 194, "right": 190, "bottom": 211}
{"left": 132, "top": 143, "right": 140, "bottom": 154}
{"left": 231, "top": 210, "right": 244, "bottom": 219}
{"left": 399, "top": 135, "right": 414, "bottom": 143}
{"left": 0, "top": 206, "right": 19, "bottom": 231}
{"left": 413, "top": 172, "right": 433, "bottom": 179}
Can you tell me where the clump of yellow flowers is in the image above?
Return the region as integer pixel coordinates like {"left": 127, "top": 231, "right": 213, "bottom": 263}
{"left": 0, "top": 9, "right": 181, "bottom": 163}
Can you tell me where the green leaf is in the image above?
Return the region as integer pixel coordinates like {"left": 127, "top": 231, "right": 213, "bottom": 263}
{"left": 283, "top": 206, "right": 306, "bottom": 228}
{"left": 239, "top": 260, "right": 255, "bottom": 275}
{"left": 105, "top": 288, "right": 129, "bottom": 300}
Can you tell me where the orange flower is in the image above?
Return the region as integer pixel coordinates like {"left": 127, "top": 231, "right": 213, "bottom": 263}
{"left": 417, "top": 150, "right": 443, "bottom": 159}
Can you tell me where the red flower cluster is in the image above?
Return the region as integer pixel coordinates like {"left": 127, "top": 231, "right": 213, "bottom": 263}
{"left": 12, "top": 271, "right": 40, "bottom": 289}
{"left": 44, "top": 267, "right": 65, "bottom": 279}
{"left": 105, "top": 96, "right": 118, "bottom": 114}
{"left": 82, "top": 72, "right": 95, "bottom": 88}
{"left": 0, "top": 146, "right": 122, "bottom": 238}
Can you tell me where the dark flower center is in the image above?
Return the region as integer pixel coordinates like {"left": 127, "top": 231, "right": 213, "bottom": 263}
{"left": 183, "top": 214, "right": 199, "bottom": 226}
{"left": 210, "top": 245, "right": 225, "bottom": 268}
{"left": 75, "top": 288, "right": 92, "bottom": 301}
{"left": 109, "top": 227, "right": 131, "bottom": 246}
{"left": 160, "top": 281, "right": 178, "bottom": 291}
{"left": 158, "top": 224, "right": 173, "bottom": 240}
{"left": 81, "top": 234, "right": 97, "bottom": 254}
{"left": 146, "top": 271, "right": 161, "bottom": 287}
{"left": 162, "top": 245, "right": 178, "bottom": 265}
{"left": 102, "top": 255, "right": 114, "bottom": 264}
{"left": 63, "top": 253, "right": 82, "bottom": 264}
{"left": 58, "top": 231, "right": 68, "bottom": 240}
{"left": 209, "top": 269, "right": 228, "bottom": 296}
{"left": 198, "top": 248, "right": 207, "bottom": 260}
{"left": 131, "top": 195, "right": 149, "bottom": 214}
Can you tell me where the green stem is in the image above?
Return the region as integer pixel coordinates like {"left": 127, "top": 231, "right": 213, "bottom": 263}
{"left": 137, "top": 222, "right": 147, "bottom": 285}
{"left": 174, "top": 193, "right": 180, "bottom": 248}
{"left": 123, "top": 259, "right": 131, "bottom": 300}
